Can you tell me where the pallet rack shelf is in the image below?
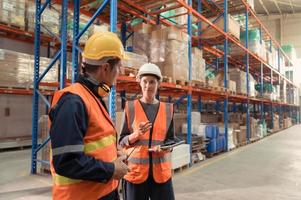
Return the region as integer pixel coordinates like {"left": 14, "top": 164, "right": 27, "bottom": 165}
{"left": 0, "top": 0, "right": 296, "bottom": 173}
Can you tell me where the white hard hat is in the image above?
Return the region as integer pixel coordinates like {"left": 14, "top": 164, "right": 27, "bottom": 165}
{"left": 137, "top": 63, "right": 162, "bottom": 81}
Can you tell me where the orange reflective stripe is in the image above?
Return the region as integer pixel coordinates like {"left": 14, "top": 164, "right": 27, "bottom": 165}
{"left": 84, "top": 135, "right": 116, "bottom": 154}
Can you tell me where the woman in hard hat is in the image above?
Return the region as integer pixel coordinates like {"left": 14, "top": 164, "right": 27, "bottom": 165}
{"left": 49, "top": 32, "right": 129, "bottom": 200}
{"left": 119, "top": 63, "right": 176, "bottom": 200}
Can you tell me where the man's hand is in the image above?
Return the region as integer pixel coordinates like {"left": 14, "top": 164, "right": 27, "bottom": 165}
{"left": 112, "top": 155, "right": 129, "bottom": 180}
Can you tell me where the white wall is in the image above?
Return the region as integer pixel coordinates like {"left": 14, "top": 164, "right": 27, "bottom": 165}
{"left": 260, "top": 13, "right": 301, "bottom": 58}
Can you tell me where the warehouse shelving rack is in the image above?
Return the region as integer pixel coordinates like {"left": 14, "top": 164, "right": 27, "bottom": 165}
{"left": 30, "top": 0, "right": 300, "bottom": 173}
{"left": 0, "top": 0, "right": 298, "bottom": 173}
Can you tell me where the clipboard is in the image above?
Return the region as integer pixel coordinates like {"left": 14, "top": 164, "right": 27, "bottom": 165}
{"left": 159, "top": 140, "right": 185, "bottom": 150}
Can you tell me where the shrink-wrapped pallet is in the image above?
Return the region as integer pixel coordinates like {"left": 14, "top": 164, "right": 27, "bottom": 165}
{"left": 0, "top": 0, "right": 25, "bottom": 28}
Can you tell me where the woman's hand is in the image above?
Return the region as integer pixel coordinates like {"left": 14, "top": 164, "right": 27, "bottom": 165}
{"left": 148, "top": 145, "right": 172, "bottom": 153}
{"left": 129, "top": 121, "right": 152, "bottom": 144}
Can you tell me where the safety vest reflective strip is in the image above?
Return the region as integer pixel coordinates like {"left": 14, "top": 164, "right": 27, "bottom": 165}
{"left": 53, "top": 134, "right": 116, "bottom": 186}
{"left": 84, "top": 135, "right": 116, "bottom": 154}
{"left": 53, "top": 174, "right": 82, "bottom": 186}
{"left": 128, "top": 154, "right": 171, "bottom": 164}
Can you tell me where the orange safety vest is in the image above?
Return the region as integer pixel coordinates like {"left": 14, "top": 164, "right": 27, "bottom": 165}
{"left": 50, "top": 83, "right": 118, "bottom": 200}
{"left": 123, "top": 100, "right": 173, "bottom": 184}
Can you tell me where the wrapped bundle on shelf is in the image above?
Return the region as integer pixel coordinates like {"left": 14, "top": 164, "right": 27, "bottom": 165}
{"left": 282, "top": 44, "right": 297, "bottom": 63}
{"left": 0, "top": 49, "right": 32, "bottom": 88}
{"left": 266, "top": 51, "right": 273, "bottom": 66}
{"left": 266, "top": 46, "right": 278, "bottom": 69}
{"left": 201, "top": 113, "right": 220, "bottom": 123}
{"left": 237, "top": 126, "right": 247, "bottom": 144}
{"left": 229, "top": 68, "right": 247, "bottom": 94}
{"left": 248, "top": 0, "right": 255, "bottom": 10}
{"left": 201, "top": 14, "right": 240, "bottom": 40}
{"left": 192, "top": 47, "right": 205, "bottom": 82}
{"left": 27, "top": 2, "right": 60, "bottom": 36}
{"left": 210, "top": 71, "right": 236, "bottom": 92}
{"left": 121, "top": 51, "right": 148, "bottom": 70}
{"left": 240, "top": 29, "right": 261, "bottom": 56}
{"left": 0, "top": 49, "right": 60, "bottom": 89}
{"left": 283, "top": 118, "right": 292, "bottom": 128}
{"left": 229, "top": 80, "right": 236, "bottom": 92}
{"left": 132, "top": 23, "right": 154, "bottom": 59}
{"left": 149, "top": 28, "right": 167, "bottom": 63}
{"left": 279, "top": 55, "right": 285, "bottom": 75}
{"left": 162, "top": 40, "right": 188, "bottom": 81}
{"left": 294, "top": 88, "right": 299, "bottom": 105}
{"left": 260, "top": 41, "right": 267, "bottom": 61}
{"left": 257, "top": 121, "right": 267, "bottom": 138}
{"left": 228, "top": 113, "right": 243, "bottom": 124}
{"left": 271, "top": 47, "right": 278, "bottom": 70}
{"left": 274, "top": 85, "right": 280, "bottom": 101}
{"left": 0, "top": 0, "right": 25, "bottom": 28}
{"left": 249, "top": 75, "right": 257, "bottom": 98}
{"left": 67, "top": 20, "right": 94, "bottom": 44}
{"left": 273, "top": 114, "right": 280, "bottom": 132}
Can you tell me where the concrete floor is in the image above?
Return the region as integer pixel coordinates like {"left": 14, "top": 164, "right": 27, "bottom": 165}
{"left": 0, "top": 125, "right": 301, "bottom": 200}
{"left": 173, "top": 125, "right": 301, "bottom": 200}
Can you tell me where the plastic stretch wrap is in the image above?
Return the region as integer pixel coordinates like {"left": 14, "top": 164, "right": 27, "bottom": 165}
{"left": 0, "top": 49, "right": 71, "bottom": 89}
{"left": 121, "top": 51, "right": 148, "bottom": 69}
{"left": 27, "top": 2, "right": 60, "bottom": 36}
{"left": 0, "top": 0, "right": 25, "bottom": 28}
{"left": 229, "top": 69, "right": 247, "bottom": 94}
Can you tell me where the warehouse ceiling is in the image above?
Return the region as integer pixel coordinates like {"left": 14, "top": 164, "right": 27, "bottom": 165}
{"left": 255, "top": 0, "right": 301, "bottom": 15}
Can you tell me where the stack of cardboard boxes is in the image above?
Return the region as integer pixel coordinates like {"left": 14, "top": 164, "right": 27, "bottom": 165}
{"left": 0, "top": 49, "right": 72, "bottom": 89}
{"left": 0, "top": 0, "right": 25, "bottom": 28}
{"left": 132, "top": 23, "right": 205, "bottom": 83}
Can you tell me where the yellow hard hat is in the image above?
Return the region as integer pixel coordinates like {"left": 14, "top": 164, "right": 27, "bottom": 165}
{"left": 82, "top": 32, "right": 127, "bottom": 62}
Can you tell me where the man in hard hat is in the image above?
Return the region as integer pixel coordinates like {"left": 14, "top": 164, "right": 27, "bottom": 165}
{"left": 119, "top": 63, "right": 176, "bottom": 200}
{"left": 49, "top": 32, "right": 129, "bottom": 200}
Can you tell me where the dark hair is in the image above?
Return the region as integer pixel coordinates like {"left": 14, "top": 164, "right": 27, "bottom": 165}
{"left": 82, "top": 57, "right": 121, "bottom": 74}
{"left": 82, "top": 62, "right": 99, "bottom": 74}
{"left": 107, "top": 58, "right": 121, "bottom": 68}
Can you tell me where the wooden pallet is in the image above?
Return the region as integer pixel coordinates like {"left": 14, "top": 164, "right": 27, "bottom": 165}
{"left": 236, "top": 141, "right": 248, "bottom": 147}
{"left": 121, "top": 66, "right": 137, "bottom": 77}
{"left": 172, "top": 164, "right": 189, "bottom": 174}
{"left": 250, "top": 137, "right": 260, "bottom": 143}
{"left": 205, "top": 150, "right": 225, "bottom": 158}
{"left": 192, "top": 158, "right": 203, "bottom": 164}
{"left": 228, "top": 147, "right": 236, "bottom": 151}
{"left": 0, "top": 21, "right": 25, "bottom": 31}
{"left": 175, "top": 79, "right": 189, "bottom": 86}
{"left": 229, "top": 90, "right": 236, "bottom": 95}
{"left": 237, "top": 92, "right": 247, "bottom": 97}
{"left": 162, "top": 76, "right": 172, "bottom": 83}
{"left": 191, "top": 80, "right": 205, "bottom": 87}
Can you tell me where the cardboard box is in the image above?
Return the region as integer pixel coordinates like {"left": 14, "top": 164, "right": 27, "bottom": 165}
{"left": 238, "top": 126, "right": 247, "bottom": 144}
{"left": 163, "top": 40, "right": 189, "bottom": 81}
{"left": 201, "top": 14, "right": 240, "bottom": 40}
{"left": 229, "top": 80, "right": 236, "bottom": 92}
